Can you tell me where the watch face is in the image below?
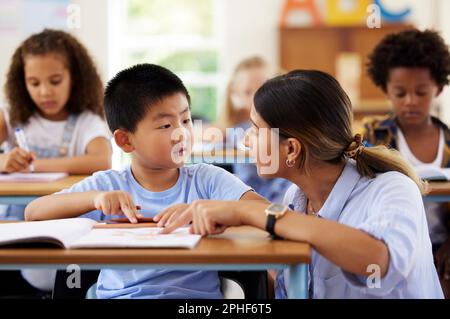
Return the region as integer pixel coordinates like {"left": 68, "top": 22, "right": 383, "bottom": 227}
{"left": 269, "top": 204, "right": 286, "bottom": 212}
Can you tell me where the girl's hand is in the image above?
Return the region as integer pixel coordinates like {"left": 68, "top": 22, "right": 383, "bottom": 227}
{"left": 160, "top": 200, "right": 243, "bottom": 236}
{"left": 153, "top": 203, "right": 191, "bottom": 227}
{"left": 436, "top": 237, "right": 450, "bottom": 281}
{"left": 93, "top": 191, "right": 143, "bottom": 223}
{"left": 0, "top": 147, "right": 34, "bottom": 173}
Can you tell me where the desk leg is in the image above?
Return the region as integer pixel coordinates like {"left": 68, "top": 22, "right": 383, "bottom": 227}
{"left": 288, "top": 264, "right": 308, "bottom": 299}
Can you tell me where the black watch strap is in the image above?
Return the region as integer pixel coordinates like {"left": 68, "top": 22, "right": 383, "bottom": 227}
{"left": 265, "top": 214, "right": 283, "bottom": 239}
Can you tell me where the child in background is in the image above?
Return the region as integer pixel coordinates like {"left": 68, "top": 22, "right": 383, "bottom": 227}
{"left": 25, "top": 64, "right": 266, "bottom": 299}
{"left": 362, "top": 28, "right": 450, "bottom": 297}
{"left": 0, "top": 28, "right": 111, "bottom": 180}
{"left": 220, "top": 56, "right": 291, "bottom": 202}
{"left": 0, "top": 28, "right": 111, "bottom": 297}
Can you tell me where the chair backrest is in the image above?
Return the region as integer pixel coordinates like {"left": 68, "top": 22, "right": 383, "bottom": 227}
{"left": 219, "top": 271, "right": 268, "bottom": 299}
{"left": 52, "top": 270, "right": 268, "bottom": 299}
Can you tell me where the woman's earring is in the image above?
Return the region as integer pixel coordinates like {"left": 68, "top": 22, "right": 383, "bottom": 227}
{"left": 285, "top": 159, "right": 295, "bottom": 168}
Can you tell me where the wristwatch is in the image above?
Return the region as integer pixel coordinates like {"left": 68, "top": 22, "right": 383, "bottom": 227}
{"left": 265, "top": 203, "right": 288, "bottom": 239}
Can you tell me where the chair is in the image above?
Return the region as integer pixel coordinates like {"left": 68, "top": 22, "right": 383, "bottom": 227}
{"left": 52, "top": 270, "right": 268, "bottom": 299}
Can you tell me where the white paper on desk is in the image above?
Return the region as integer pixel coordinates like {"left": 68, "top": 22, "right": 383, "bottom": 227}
{"left": 70, "top": 227, "right": 200, "bottom": 249}
{"left": 0, "top": 172, "right": 68, "bottom": 182}
{"left": 0, "top": 218, "right": 96, "bottom": 247}
{"left": 415, "top": 165, "right": 450, "bottom": 181}
{"left": 0, "top": 218, "right": 200, "bottom": 249}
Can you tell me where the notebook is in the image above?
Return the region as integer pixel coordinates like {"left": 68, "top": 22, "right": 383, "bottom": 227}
{"left": 0, "top": 218, "right": 200, "bottom": 249}
{"left": 0, "top": 172, "right": 68, "bottom": 183}
{"left": 415, "top": 165, "right": 450, "bottom": 181}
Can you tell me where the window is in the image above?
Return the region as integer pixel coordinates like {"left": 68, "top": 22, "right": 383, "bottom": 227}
{"left": 109, "top": 0, "right": 221, "bottom": 121}
{"left": 108, "top": 0, "right": 222, "bottom": 168}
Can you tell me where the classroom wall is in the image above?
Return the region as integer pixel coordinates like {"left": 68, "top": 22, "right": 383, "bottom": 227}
{"left": 220, "top": 0, "right": 439, "bottom": 75}
{"left": 219, "top": 0, "right": 284, "bottom": 77}
{"left": 1, "top": 0, "right": 450, "bottom": 121}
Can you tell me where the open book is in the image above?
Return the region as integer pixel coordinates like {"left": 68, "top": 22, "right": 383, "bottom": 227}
{"left": 415, "top": 165, "right": 450, "bottom": 181}
{"left": 0, "top": 218, "right": 201, "bottom": 249}
{"left": 0, "top": 172, "right": 68, "bottom": 183}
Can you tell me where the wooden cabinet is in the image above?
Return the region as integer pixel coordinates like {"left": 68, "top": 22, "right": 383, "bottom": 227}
{"left": 279, "top": 24, "right": 411, "bottom": 115}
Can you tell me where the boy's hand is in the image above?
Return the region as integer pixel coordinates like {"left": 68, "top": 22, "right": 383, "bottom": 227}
{"left": 436, "top": 237, "right": 450, "bottom": 280}
{"left": 153, "top": 203, "right": 191, "bottom": 227}
{"left": 93, "top": 191, "right": 143, "bottom": 223}
{"left": 0, "top": 147, "right": 34, "bottom": 173}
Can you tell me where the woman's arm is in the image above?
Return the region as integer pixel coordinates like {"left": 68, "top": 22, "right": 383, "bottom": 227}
{"left": 162, "top": 199, "right": 389, "bottom": 278}
{"left": 33, "top": 137, "right": 112, "bottom": 174}
{"left": 237, "top": 201, "right": 389, "bottom": 278}
{"left": 25, "top": 191, "right": 101, "bottom": 221}
{"left": 239, "top": 190, "right": 269, "bottom": 202}
{"left": 153, "top": 190, "right": 267, "bottom": 227}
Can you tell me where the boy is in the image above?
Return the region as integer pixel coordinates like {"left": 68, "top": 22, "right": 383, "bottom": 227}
{"left": 362, "top": 28, "right": 450, "bottom": 297}
{"left": 25, "top": 64, "right": 264, "bottom": 299}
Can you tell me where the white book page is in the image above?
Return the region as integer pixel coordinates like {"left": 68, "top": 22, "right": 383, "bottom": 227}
{"left": 0, "top": 218, "right": 97, "bottom": 247}
{"left": 69, "top": 227, "right": 201, "bottom": 249}
{"left": 0, "top": 172, "right": 68, "bottom": 182}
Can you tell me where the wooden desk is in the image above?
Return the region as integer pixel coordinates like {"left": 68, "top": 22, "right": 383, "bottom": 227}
{"left": 0, "top": 226, "right": 311, "bottom": 299}
{"left": 0, "top": 175, "right": 88, "bottom": 205}
{"left": 424, "top": 182, "right": 450, "bottom": 202}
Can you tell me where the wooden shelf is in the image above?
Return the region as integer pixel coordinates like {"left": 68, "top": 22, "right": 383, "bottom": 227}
{"left": 280, "top": 24, "right": 412, "bottom": 108}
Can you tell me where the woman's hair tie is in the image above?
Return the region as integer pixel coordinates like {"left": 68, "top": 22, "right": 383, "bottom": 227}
{"left": 344, "top": 134, "right": 365, "bottom": 160}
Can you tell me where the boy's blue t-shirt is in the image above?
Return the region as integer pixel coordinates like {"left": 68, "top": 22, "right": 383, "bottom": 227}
{"left": 57, "top": 163, "right": 253, "bottom": 299}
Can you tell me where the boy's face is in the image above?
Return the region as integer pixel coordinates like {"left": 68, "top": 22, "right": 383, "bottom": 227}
{"left": 24, "top": 53, "right": 72, "bottom": 121}
{"left": 126, "top": 93, "right": 193, "bottom": 169}
{"left": 385, "top": 67, "right": 441, "bottom": 127}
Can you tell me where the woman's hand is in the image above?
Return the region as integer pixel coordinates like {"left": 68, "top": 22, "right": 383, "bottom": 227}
{"left": 93, "top": 191, "right": 143, "bottom": 223}
{"left": 435, "top": 237, "right": 450, "bottom": 281}
{"left": 153, "top": 203, "right": 191, "bottom": 227}
{"left": 0, "top": 147, "right": 35, "bottom": 173}
{"left": 160, "top": 200, "right": 244, "bottom": 235}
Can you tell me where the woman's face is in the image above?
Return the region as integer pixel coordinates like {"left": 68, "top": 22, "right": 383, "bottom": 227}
{"left": 230, "top": 67, "right": 269, "bottom": 116}
{"left": 385, "top": 67, "right": 440, "bottom": 128}
{"left": 24, "top": 53, "right": 72, "bottom": 121}
{"left": 244, "top": 106, "right": 288, "bottom": 178}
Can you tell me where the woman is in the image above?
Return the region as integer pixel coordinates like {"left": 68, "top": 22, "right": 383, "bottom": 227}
{"left": 156, "top": 70, "right": 443, "bottom": 298}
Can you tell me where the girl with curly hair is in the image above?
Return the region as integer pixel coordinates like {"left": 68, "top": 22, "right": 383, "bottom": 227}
{"left": 0, "top": 28, "right": 111, "bottom": 177}
{"left": 0, "top": 29, "right": 112, "bottom": 297}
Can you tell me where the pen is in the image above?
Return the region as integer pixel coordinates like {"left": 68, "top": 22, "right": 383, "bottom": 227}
{"left": 14, "top": 128, "right": 35, "bottom": 172}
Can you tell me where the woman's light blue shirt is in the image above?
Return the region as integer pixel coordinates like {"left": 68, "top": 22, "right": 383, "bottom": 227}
{"left": 57, "top": 163, "right": 252, "bottom": 299}
{"left": 278, "top": 160, "right": 444, "bottom": 299}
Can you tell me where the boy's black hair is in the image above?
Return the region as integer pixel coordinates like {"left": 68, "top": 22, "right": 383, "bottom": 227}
{"left": 367, "top": 29, "right": 450, "bottom": 91}
{"left": 104, "top": 63, "right": 190, "bottom": 132}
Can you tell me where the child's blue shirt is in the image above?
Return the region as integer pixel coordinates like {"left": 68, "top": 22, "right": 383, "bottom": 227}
{"left": 57, "top": 163, "right": 253, "bottom": 299}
